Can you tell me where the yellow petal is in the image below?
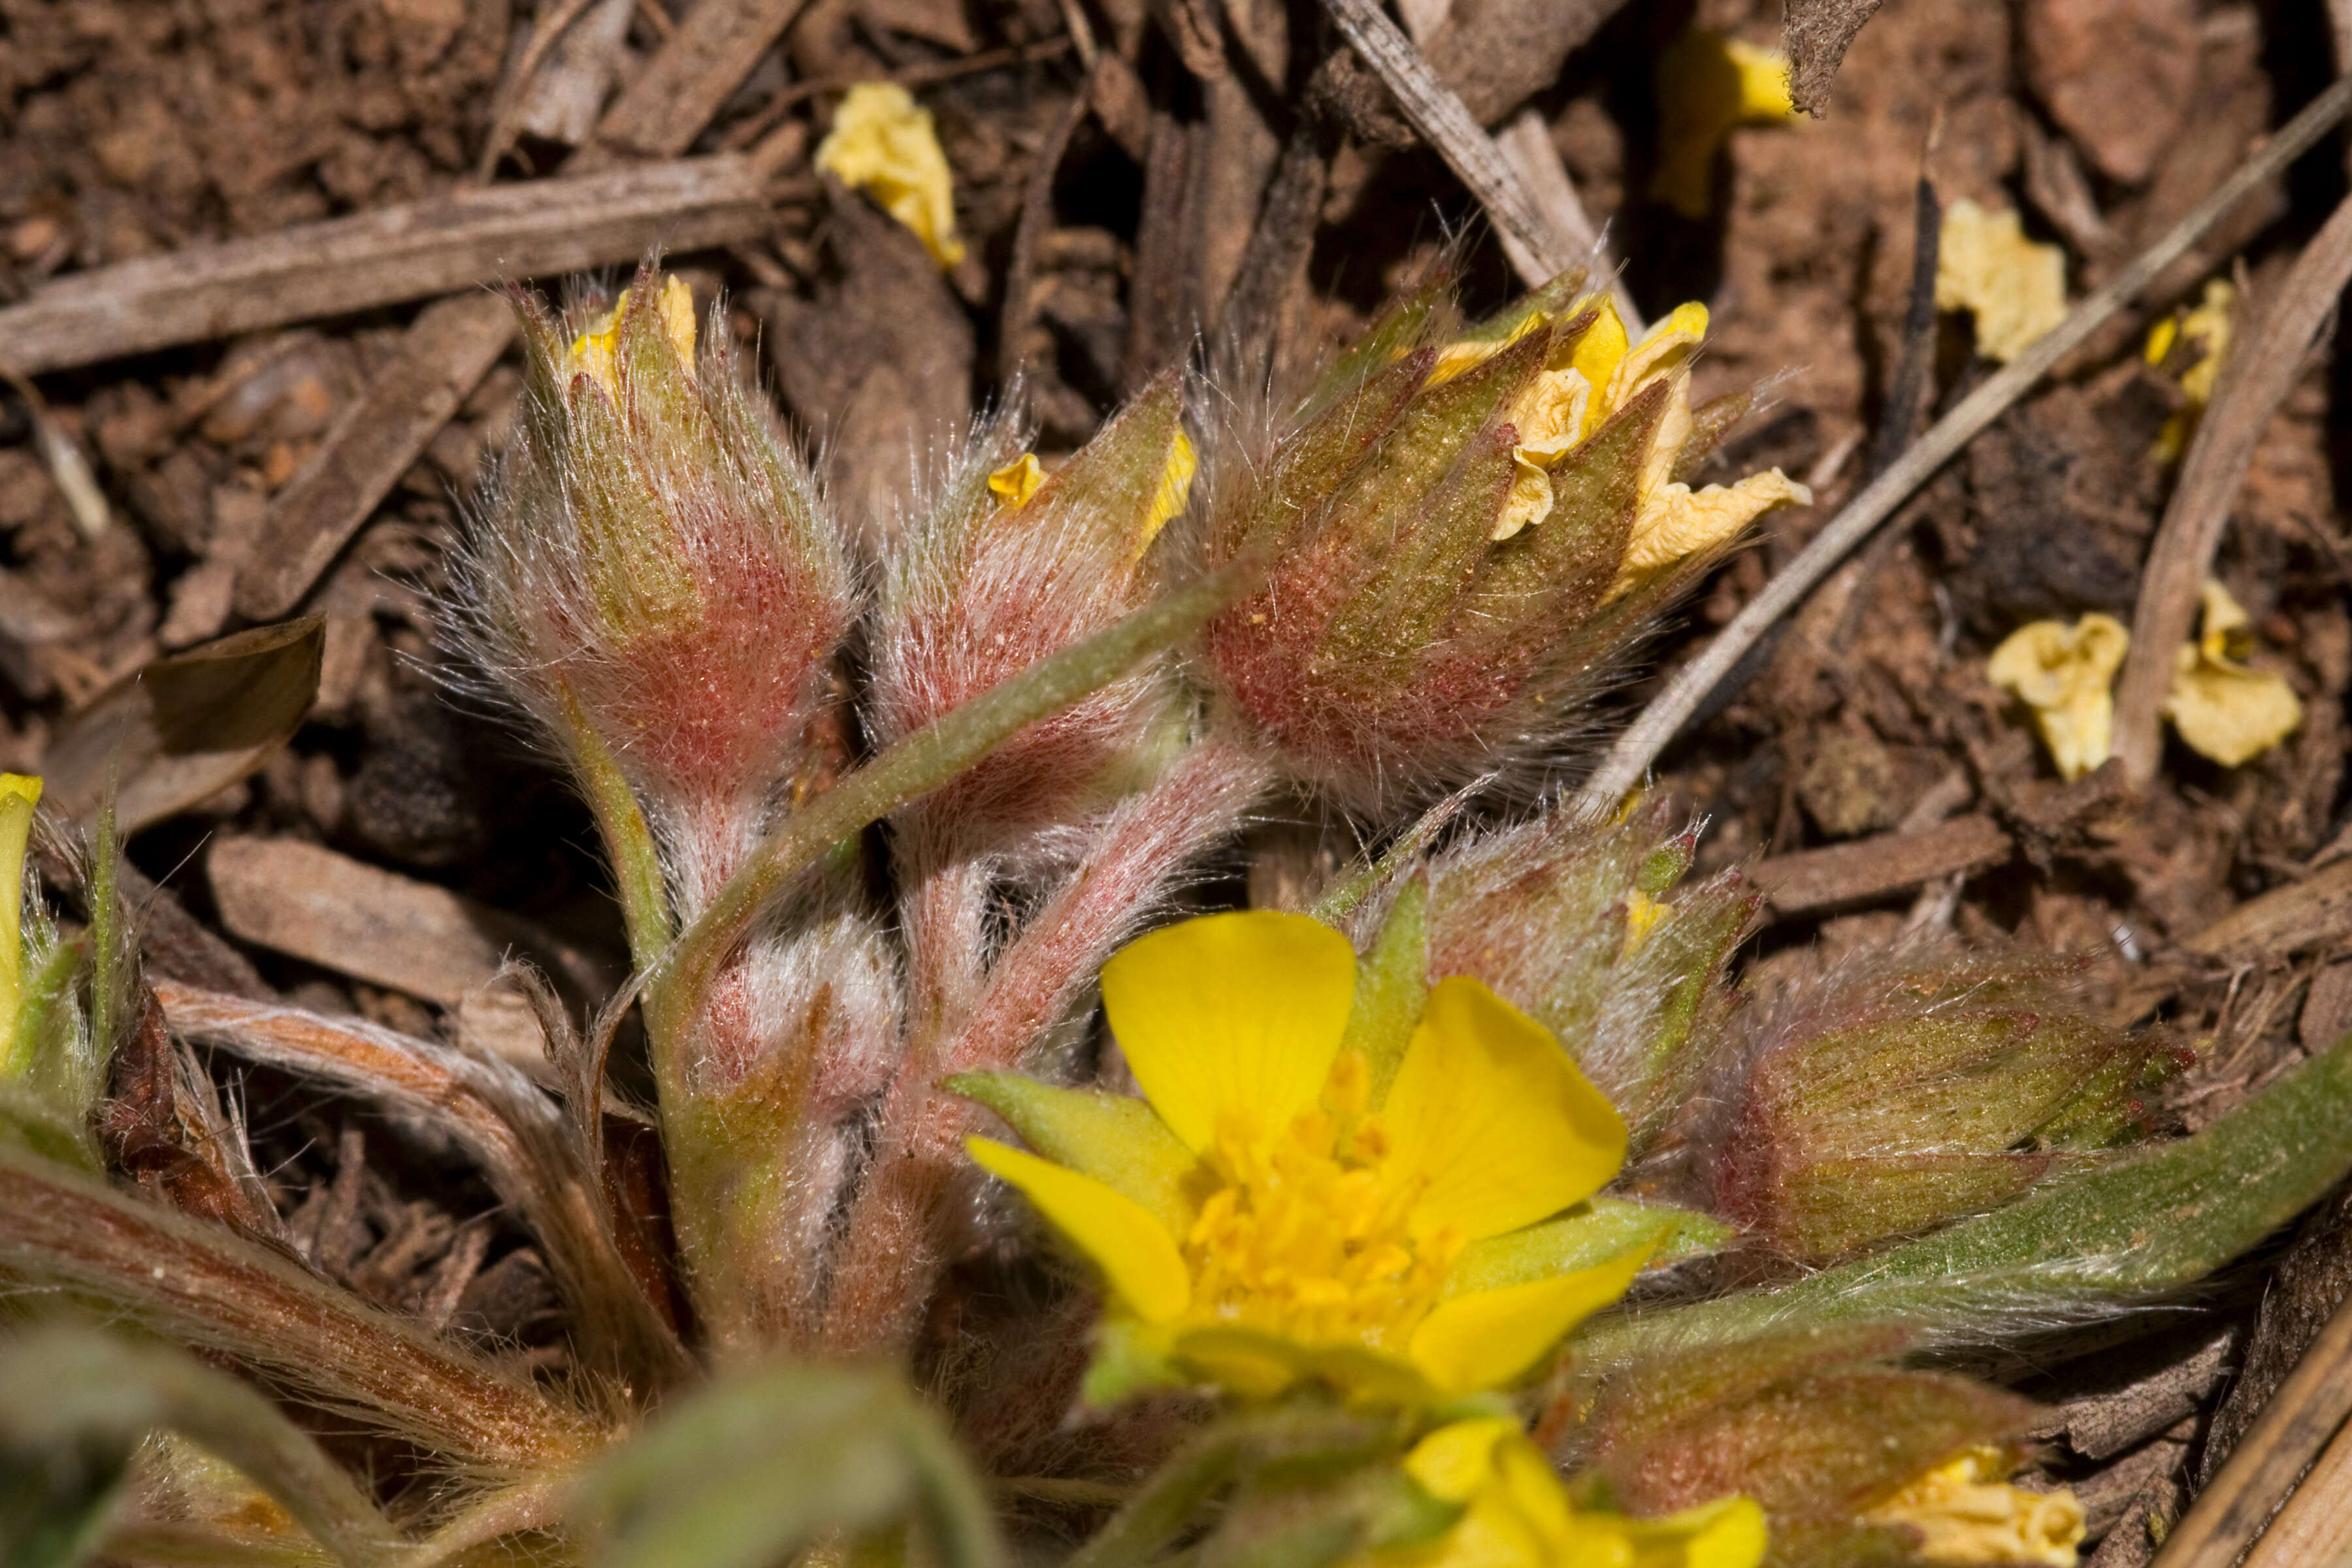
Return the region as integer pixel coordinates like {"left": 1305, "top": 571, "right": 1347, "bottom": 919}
{"left": 1099, "top": 911, "right": 1358, "bottom": 1155}
{"left": 1987, "top": 614, "right": 2131, "bottom": 781}
{"left": 1136, "top": 429, "right": 1196, "bottom": 559}
{"left": 1935, "top": 199, "right": 2067, "bottom": 363}
{"left": 1652, "top": 31, "right": 1799, "bottom": 219}
{"left": 1382, "top": 977, "right": 1627, "bottom": 1242}
{"left": 1403, "top": 1416, "right": 1521, "bottom": 1504}
{"left": 815, "top": 82, "right": 967, "bottom": 269}
{"left": 1861, "top": 1448, "right": 2082, "bottom": 1568}
{"left": 966, "top": 1136, "right": 1190, "bottom": 1322}
{"left": 1605, "top": 302, "right": 1709, "bottom": 413}
{"left": 2164, "top": 646, "right": 2302, "bottom": 766}
{"left": 1494, "top": 455, "right": 1557, "bottom": 542}
{"left": 1613, "top": 468, "right": 1809, "bottom": 597}
{"left": 1409, "top": 1246, "right": 1647, "bottom": 1394}
{"left": 1622, "top": 1495, "right": 1770, "bottom": 1568}
{"left": 1566, "top": 301, "right": 1631, "bottom": 430}
{"left": 988, "top": 453, "right": 1047, "bottom": 508}
{"left": 1170, "top": 1325, "right": 1436, "bottom": 1405}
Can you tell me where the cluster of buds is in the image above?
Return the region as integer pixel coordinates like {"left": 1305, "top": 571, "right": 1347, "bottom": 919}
{"left": 1703, "top": 953, "right": 2180, "bottom": 1264}
{"left": 1200, "top": 272, "right": 1808, "bottom": 808}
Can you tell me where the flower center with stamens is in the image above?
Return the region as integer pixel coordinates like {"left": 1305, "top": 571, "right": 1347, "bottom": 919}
{"left": 1183, "top": 1052, "right": 1460, "bottom": 1350}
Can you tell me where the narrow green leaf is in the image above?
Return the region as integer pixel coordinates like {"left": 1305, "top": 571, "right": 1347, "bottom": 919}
{"left": 0, "top": 1329, "right": 400, "bottom": 1568}
{"left": 1575, "top": 1028, "right": 2352, "bottom": 1367}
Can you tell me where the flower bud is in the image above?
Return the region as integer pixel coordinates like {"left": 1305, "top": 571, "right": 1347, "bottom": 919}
{"left": 1423, "top": 797, "right": 1757, "bottom": 1153}
{"left": 458, "top": 270, "right": 855, "bottom": 900}
{"left": 868, "top": 377, "right": 1199, "bottom": 861}
{"left": 1201, "top": 276, "right": 1807, "bottom": 807}
{"left": 1705, "top": 955, "right": 2180, "bottom": 1264}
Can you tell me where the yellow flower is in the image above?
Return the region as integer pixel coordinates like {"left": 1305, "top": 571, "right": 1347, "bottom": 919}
{"left": 2146, "top": 280, "right": 2235, "bottom": 463}
{"left": 0, "top": 774, "right": 39, "bottom": 1047}
{"left": 2164, "top": 580, "right": 2301, "bottom": 766}
{"left": 566, "top": 274, "right": 697, "bottom": 396}
{"left": 1936, "top": 200, "right": 2068, "bottom": 364}
{"left": 1987, "top": 614, "right": 2130, "bottom": 781}
{"left": 1378, "top": 1418, "right": 1767, "bottom": 1568}
{"left": 1440, "top": 299, "right": 1808, "bottom": 577}
{"left": 1652, "top": 30, "right": 1801, "bottom": 220}
{"left": 958, "top": 911, "right": 1671, "bottom": 1402}
{"left": 1861, "top": 1448, "right": 2083, "bottom": 1567}
{"left": 814, "top": 82, "right": 966, "bottom": 269}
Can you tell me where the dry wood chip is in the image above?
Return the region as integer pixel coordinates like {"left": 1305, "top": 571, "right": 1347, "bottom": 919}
{"left": 1749, "top": 813, "right": 2013, "bottom": 916}
{"left": 206, "top": 837, "right": 610, "bottom": 1008}
{"left": 0, "top": 157, "right": 792, "bottom": 376}
{"left": 2038, "top": 1333, "right": 2232, "bottom": 1461}
{"left": 2183, "top": 858, "right": 2352, "bottom": 960}
{"left": 1781, "top": 0, "right": 1886, "bottom": 116}
{"left": 585, "top": 0, "right": 813, "bottom": 162}
{"left": 234, "top": 294, "right": 514, "bottom": 621}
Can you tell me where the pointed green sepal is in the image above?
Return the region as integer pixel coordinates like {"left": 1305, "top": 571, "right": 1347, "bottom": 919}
{"left": 947, "top": 1072, "right": 1198, "bottom": 1234}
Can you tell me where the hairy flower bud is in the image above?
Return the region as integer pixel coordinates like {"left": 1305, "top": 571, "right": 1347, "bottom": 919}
{"left": 457, "top": 270, "right": 855, "bottom": 901}
{"left": 1201, "top": 274, "right": 1806, "bottom": 806}
{"left": 870, "top": 377, "right": 1200, "bottom": 862}
{"left": 1706, "top": 955, "right": 2180, "bottom": 1264}
{"left": 1423, "top": 798, "right": 1757, "bottom": 1154}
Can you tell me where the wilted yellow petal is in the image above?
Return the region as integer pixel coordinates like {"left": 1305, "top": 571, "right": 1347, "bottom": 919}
{"left": 1136, "top": 429, "right": 1197, "bottom": 559}
{"left": 1612, "top": 468, "right": 1809, "bottom": 598}
{"left": 564, "top": 274, "right": 697, "bottom": 397}
{"left": 1987, "top": 615, "right": 2130, "bottom": 781}
{"left": 1861, "top": 1448, "right": 2082, "bottom": 1567}
{"left": 1382, "top": 977, "right": 1627, "bottom": 1242}
{"left": 1099, "top": 911, "right": 1356, "bottom": 1155}
{"left": 2146, "top": 280, "right": 2234, "bottom": 464}
{"left": 967, "top": 1136, "right": 1190, "bottom": 1322}
{"left": 1652, "top": 31, "right": 1799, "bottom": 219}
{"left": 1409, "top": 1246, "right": 1648, "bottom": 1394}
{"left": 2164, "top": 580, "right": 2301, "bottom": 766}
{"left": 815, "top": 82, "right": 967, "bottom": 269}
{"left": 0, "top": 773, "right": 40, "bottom": 1056}
{"left": 1936, "top": 200, "right": 2068, "bottom": 363}
{"left": 988, "top": 453, "right": 1047, "bottom": 508}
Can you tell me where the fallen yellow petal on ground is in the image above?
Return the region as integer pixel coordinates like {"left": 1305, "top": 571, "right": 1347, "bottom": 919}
{"left": 2164, "top": 580, "right": 2301, "bottom": 766}
{"left": 815, "top": 82, "right": 967, "bottom": 269}
{"left": 1987, "top": 615, "right": 2129, "bottom": 781}
{"left": 1936, "top": 200, "right": 2068, "bottom": 363}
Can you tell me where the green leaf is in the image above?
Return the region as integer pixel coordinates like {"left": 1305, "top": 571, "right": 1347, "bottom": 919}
{"left": 575, "top": 1359, "right": 998, "bottom": 1568}
{"left": 0, "top": 1328, "right": 400, "bottom": 1568}
{"left": 947, "top": 1071, "right": 1198, "bottom": 1233}
{"left": 1575, "top": 1026, "right": 2352, "bottom": 1367}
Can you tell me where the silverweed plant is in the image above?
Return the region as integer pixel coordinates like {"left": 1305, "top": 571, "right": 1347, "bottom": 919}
{"left": 5, "top": 267, "right": 2352, "bottom": 1568}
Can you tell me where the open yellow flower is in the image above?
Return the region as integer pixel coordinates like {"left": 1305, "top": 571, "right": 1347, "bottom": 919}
{"left": 1433, "top": 298, "right": 1807, "bottom": 578}
{"left": 1861, "top": 1448, "right": 2083, "bottom": 1567}
{"left": 958, "top": 911, "right": 1678, "bottom": 1403}
{"left": 815, "top": 82, "right": 966, "bottom": 269}
{"left": 2164, "top": 580, "right": 2301, "bottom": 766}
{"left": 1379, "top": 1418, "right": 1767, "bottom": 1568}
{"left": 1987, "top": 614, "right": 2130, "bottom": 781}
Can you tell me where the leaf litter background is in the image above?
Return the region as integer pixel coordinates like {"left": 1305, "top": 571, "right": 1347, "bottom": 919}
{"left": 5, "top": 0, "right": 2352, "bottom": 1560}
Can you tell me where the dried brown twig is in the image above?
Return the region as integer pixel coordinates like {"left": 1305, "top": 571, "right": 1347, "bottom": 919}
{"left": 1575, "top": 74, "right": 2352, "bottom": 812}
{"left": 2110, "top": 191, "right": 2352, "bottom": 783}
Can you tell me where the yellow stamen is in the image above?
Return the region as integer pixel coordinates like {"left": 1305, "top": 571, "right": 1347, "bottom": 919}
{"left": 1862, "top": 1448, "right": 2083, "bottom": 1567}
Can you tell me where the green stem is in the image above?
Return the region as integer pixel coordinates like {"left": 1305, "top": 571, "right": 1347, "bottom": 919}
{"left": 559, "top": 681, "right": 674, "bottom": 977}
{"left": 1067, "top": 1410, "right": 1389, "bottom": 1568}
{"left": 649, "top": 564, "right": 1247, "bottom": 1051}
